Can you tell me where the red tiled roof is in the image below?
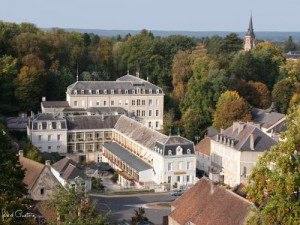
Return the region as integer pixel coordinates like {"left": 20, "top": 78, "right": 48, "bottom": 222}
{"left": 195, "top": 137, "right": 211, "bottom": 156}
{"left": 169, "top": 178, "right": 253, "bottom": 225}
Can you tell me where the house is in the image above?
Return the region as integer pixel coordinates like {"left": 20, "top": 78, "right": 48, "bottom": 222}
{"left": 210, "top": 121, "right": 277, "bottom": 187}
{"left": 51, "top": 157, "right": 92, "bottom": 191}
{"left": 252, "top": 107, "right": 286, "bottom": 140}
{"left": 284, "top": 51, "right": 300, "bottom": 60}
{"left": 18, "top": 150, "right": 62, "bottom": 200}
{"left": 195, "top": 137, "right": 211, "bottom": 176}
{"left": 65, "top": 74, "right": 164, "bottom": 130}
{"left": 41, "top": 100, "right": 70, "bottom": 117}
{"left": 168, "top": 177, "right": 254, "bottom": 225}
{"left": 27, "top": 113, "right": 68, "bottom": 154}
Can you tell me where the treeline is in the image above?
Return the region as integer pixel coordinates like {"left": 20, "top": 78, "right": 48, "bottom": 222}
{"left": 1, "top": 21, "right": 300, "bottom": 141}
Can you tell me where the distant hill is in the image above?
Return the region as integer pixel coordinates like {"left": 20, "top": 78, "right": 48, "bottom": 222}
{"left": 44, "top": 28, "right": 300, "bottom": 42}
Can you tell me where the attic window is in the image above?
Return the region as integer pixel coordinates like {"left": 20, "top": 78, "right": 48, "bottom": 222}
{"left": 96, "top": 90, "right": 99, "bottom": 94}
{"left": 156, "top": 89, "right": 160, "bottom": 94}
{"left": 176, "top": 146, "right": 183, "bottom": 155}
{"left": 149, "top": 89, "right": 152, "bottom": 94}
{"left": 132, "top": 90, "right": 135, "bottom": 94}
{"left": 160, "top": 149, "right": 163, "bottom": 154}
{"left": 168, "top": 150, "right": 172, "bottom": 155}
{"left": 142, "top": 89, "right": 145, "bottom": 94}
{"left": 104, "top": 89, "right": 107, "bottom": 94}
{"left": 74, "top": 90, "right": 77, "bottom": 95}
{"left": 187, "top": 149, "right": 191, "bottom": 154}
{"left": 81, "top": 90, "right": 84, "bottom": 94}
{"left": 111, "top": 89, "right": 114, "bottom": 94}
{"left": 125, "top": 89, "right": 128, "bottom": 94}
{"left": 89, "top": 90, "right": 92, "bottom": 94}
{"left": 118, "top": 89, "right": 121, "bottom": 94}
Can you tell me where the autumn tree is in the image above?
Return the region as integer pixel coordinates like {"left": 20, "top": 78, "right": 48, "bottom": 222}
{"left": 245, "top": 105, "right": 300, "bottom": 225}
{"left": 213, "top": 91, "right": 252, "bottom": 129}
{"left": 26, "top": 147, "right": 43, "bottom": 163}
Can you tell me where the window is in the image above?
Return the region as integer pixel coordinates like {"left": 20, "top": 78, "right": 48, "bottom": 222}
{"left": 142, "top": 89, "right": 145, "bottom": 94}
{"left": 40, "top": 188, "right": 44, "bottom": 195}
{"left": 155, "top": 110, "right": 159, "bottom": 117}
{"left": 187, "top": 161, "right": 192, "bottom": 170}
{"left": 125, "top": 89, "right": 128, "bottom": 94}
{"left": 132, "top": 90, "right": 135, "bottom": 94}
{"left": 186, "top": 175, "right": 190, "bottom": 183}
{"left": 111, "top": 89, "right": 114, "bottom": 94}
{"left": 118, "top": 89, "right": 121, "bottom": 94}
{"left": 96, "top": 89, "right": 99, "bottom": 94}
{"left": 149, "top": 99, "right": 153, "bottom": 106}
{"left": 132, "top": 100, "right": 135, "bottom": 106}
{"left": 168, "top": 176, "right": 171, "bottom": 183}
{"left": 125, "top": 100, "right": 129, "bottom": 105}
{"left": 57, "top": 134, "right": 61, "bottom": 141}
{"left": 103, "top": 101, "right": 107, "bottom": 106}
{"left": 57, "top": 122, "right": 61, "bottom": 129}
{"left": 48, "top": 123, "right": 52, "bottom": 129}
{"left": 48, "top": 146, "right": 51, "bottom": 150}
{"left": 81, "top": 90, "right": 84, "bottom": 94}
{"left": 142, "top": 100, "right": 145, "bottom": 105}
{"left": 187, "top": 149, "right": 191, "bottom": 154}
{"left": 118, "top": 100, "right": 122, "bottom": 106}
{"left": 89, "top": 90, "right": 92, "bottom": 94}
{"left": 178, "top": 161, "right": 183, "bottom": 170}
{"left": 168, "top": 150, "right": 172, "bottom": 155}
{"left": 177, "top": 176, "right": 180, "bottom": 182}
{"left": 142, "top": 111, "right": 145, "bottom": 117}
{"left": 149, "top": 89, "right": 152, "bottom": 94}
{"left": 156, "top": 121, "right": 159, "bottom": 128}
{"left": 149, "top": 110, "right": 152, "bottom": 117}
{"left": 38, "top": 123, "right": 42, "bottom": 130}
{"left": 148, "top": 121, "right": 151, "bottom": 128}
{"left": 38, "top": 135, "right": 42, "bottom": 141}
{"left": 137, "top": 88, "right": 140, "bottom": 94}
{"left": 168, "top": 162, "right": 173, "bottom": 171}
{"left": 137, "top": 110, "right": 141, "bottom": 117}
{"left": 111, "top": 100, "right": 114, "bottom": 106}
{"left": 74, "top": 101, "right": 78, "bottom": 106}
{"left": 137, "top": 99, "right": 141, "bottom": 106}
{"left": 104, "top": 89, "right": 107, "bottom": 94}
{"left": 74, "top": 90, "right": 77, "bottom": 95}
{"left": 156, "top": 89, "right": 160, "bottom": 94}
{"left": 48, "top": 135, "right": 51, "bottom": 141}
{"left": 96, "top": 101, "right": 100, "bottom": 106}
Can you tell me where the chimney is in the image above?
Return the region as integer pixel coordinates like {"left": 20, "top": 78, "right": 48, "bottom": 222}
{"left": 238, "top": 122, "right": 245, "bottom": 134}
{"left": 42, "top": 96, "right": 46, "bottom": 102}
{"left": 18, "top": 150, "right": 24, "bottom": 157}
{"left": 250, "top": 133, "right": 255, "bottom": 150}
{"left": 210, "top": 182, "right": 218, "bottom": 195}
{"left": 231, "top": 139, "right": 234, "bottom": 147}
{"left": 45, "top": 160, "right": 51, "bottom": 166}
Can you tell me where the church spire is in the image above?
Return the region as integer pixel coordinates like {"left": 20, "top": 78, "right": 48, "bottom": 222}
{"left": 247, "top": 15, "right": 255, "bottom": 37}
{"left": 244, "top": 14, "right": 256, "bottom": 51}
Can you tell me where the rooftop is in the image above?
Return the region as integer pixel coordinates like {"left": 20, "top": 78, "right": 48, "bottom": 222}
{"left": 195, "top": 137, "right": 211, "bottom": 156}
{"left": 66, "top": 115, "right": 120, "bottom": 130}
{"left": 170, "top": 177, "right": 253, "bottom": 225}
{"left": 252, "top": 107, "right": 286, "bottom": 130}
{"left": 104, "top": 142, "right": 152, "bottom": 172}
{"left": 41, "top": 101, "right": 70, "bottom": 108}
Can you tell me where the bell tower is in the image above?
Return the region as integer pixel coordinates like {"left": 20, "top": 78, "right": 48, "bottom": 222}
{"left": 244, "top": 15, "right": 255, "bottom": 51}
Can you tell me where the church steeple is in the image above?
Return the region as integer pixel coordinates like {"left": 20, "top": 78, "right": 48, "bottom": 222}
{"left": 244, "top": 15, "right": 256, "bottom": 51}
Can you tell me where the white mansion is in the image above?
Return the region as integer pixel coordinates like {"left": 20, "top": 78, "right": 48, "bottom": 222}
{"left": 27, "top": 74, "right": 196, "bottom": 189}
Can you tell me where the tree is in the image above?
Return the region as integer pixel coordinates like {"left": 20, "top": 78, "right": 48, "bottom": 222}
{"left": 283, "top": 36, "right": 297, "bottom": 53}
{"left": 250, "top": 81, "right": 271, "bottom": 109}
{"left": 245, "top": 105, "right": 300, "bottom": 225}
{"left": 220, "top": 33, "right": 243, "bottom": 54}
{"left": 272, "top": 77, "right": 300, "bottom": 114}
{"left": 47, "top": 181, "right": 110, "bottom": 225}
{"left": 26, "top": 147, "right": 43, "bottom": 163}
{"left": 213, "top": 91, "right": 252, "bottom": 129}
{"left": 0, "top": 124, "right": 36, "bottom": 225}
{"left": 131, "top": 207, "right": 149, "bottom": 225}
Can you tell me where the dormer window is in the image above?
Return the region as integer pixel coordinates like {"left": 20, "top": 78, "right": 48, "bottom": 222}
{"left": 118, "top": 89, "right": 121, "bottom": 94}
{"left": 168, "top": 150, "right": 172, "bottom": 155}
{"left": 142, "top": 89, "right": 145, "bottom": 94}
{"left": 57, "top": 122, "right": 61, "bottom": 129}
{"left": 137, "top": 88, "right": 140, "bottom": 94}
{"left": 187, "top": 149, "right": 191, "bottom": 154}
{"left": 125, "top": 89, "right": 128, "bottom": 94}
{"left": 81, "top": 90, "right": 84, "bottom": 94}
{"left": 132, "top": 90, "right": 135, "bottom": 94}
{"left": 104, "top": 89, "right": 107, "bottom": 94}
{"left": 160, "top": 149, "right": 163, "bottom": 154}
{"left": 38, "top": 123, "right": 42, "bottom": 130}
{"left": 111, "top": 89, "right": 114, "bottom": 94}
{"left": 74, "top": 90, "right": 77, "bottom": 95}
{"left": 48, "top": 123, "right": 52, "bottom": 129}
{"left": 96, "top": 90, "right": 99, "bottom": 94}
{"left": 89, "top": 90, "right": 92, "bottom": 94}
{"left": 156, "top": 89, "right": 159, "bottom": 94}
{"left": 149, "top": 89, "right": 152, "bottom": 94}
{"left": 176, "top": 146, "right": 183, "bottom": 155}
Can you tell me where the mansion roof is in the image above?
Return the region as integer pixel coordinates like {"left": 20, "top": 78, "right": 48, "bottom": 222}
{"left": 195, "top": 137, "right": 211, "bottom": 156}
{"left": 67, "top": 74, "right": 163, "bottom": 95}
{"left": 66, "top": 115, "right": 120, "bottom": 130}
{"left": 213, "top": 122, "right": 277, "bottom": 152}
{"left": 52, "top": 157, "right": 85, "bottom": 180}
{"left": 169, "top": 177, "right": 253, "bottom": 225}
{"left": 29, "top": 113, "right": 67, "bottom": 130}
{"left": 252, "top": 107, "right": 286, "bottom": 130}
{"left": 104, "top": 142, "right": 152, "bottom": 172}
{"left": 41, "top": 101, "right": 70, "bottom": 108}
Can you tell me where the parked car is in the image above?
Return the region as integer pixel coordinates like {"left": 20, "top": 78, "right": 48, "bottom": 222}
{"left": 170, "top": 189, "right": 184, "bottom": 196}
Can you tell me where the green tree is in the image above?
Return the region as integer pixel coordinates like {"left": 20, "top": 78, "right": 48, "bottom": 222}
{"left": 131, "top": 207, "right": 149, "bottom": 225}
{"left": 213, "top": 91, "right": 252, "bottom": 129}
{"left": 272, "top": 77, "right": 300, "bottom": 114}
{"left": 220, "top": 33, "right": 243, "bottom": 54}
{"left": 26, "top": 147, "right": 43, "bottom": 163}
{"left": 245, "top": 105, "right": 300, "bottom": 225}
{"left": 0, "top": 124, "right": 36, "bottom": 225}
{"left": 47, "top": 181, "right": 110, "bottom": 225}
{"left": 283, "top": 36, "right": 297, "bottom": 53}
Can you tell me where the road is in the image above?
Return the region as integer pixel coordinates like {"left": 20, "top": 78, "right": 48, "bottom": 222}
{"left": 90, "top": 193, "right": 177, "bottom": 225}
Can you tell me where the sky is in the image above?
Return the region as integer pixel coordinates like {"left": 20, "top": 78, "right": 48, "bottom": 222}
{"left": 0, "top": 0, "right": 299, "bottom": 32}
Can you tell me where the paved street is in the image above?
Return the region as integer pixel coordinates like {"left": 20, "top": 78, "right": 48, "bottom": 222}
{"left": 90, "top": 193, "right": 177, "bottom": 225}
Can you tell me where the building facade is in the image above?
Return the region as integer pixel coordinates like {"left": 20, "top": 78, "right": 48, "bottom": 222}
{"left": 66, "top": 74, "right": 164, "bottom": 130}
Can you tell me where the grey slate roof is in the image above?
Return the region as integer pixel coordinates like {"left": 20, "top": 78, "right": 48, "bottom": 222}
{"left": 252, "top": 108, "right": 286, "bottom": 129}
{"left": 52, "top": 157, "right": 85, "bottom": 180}
{"left": 29, "top": 113, "right": 67, "bottom": 130}
{"left": 52, "top": 157, "right": 78, "bottom": 173}
{"left": 66, "top": 74, "right": 163, "bottom": 95}
{"left": 213, "top": 122, "right": 277, "bottom": 152}
{"left": 86, "top": 107, "right": 128, "bottom": 115}
{"left": 42, "top": 101, "right": 70, "bottom": 108}
{"left": 67, "top": 115, "right": 120, "bottom": 130}
{"left": 246, "top": 15, "right": 255, "bottom": 37}
{"left": 114, "top": 115, "right": 168, "bottom": 150}
{"left": 104, "top": 142, "right": 152, "bottom": 172}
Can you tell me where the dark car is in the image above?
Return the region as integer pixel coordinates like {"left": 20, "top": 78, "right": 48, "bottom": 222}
{"left": 170, "top": 189, "right": 184, "bottom": 196}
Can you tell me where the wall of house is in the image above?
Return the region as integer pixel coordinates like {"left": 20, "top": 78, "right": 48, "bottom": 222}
{"left": 139, "top": 169, "right": 154, "bottom": 182}
{"left": 50, "top": 167, "right": 67, "bottom": 187}
{"left": 66, "top": 93, "right": 164, "bottom": 130}
{"left": 30, "top": 166, "right": 61, "bottom": 201}
{"left": 196, "top": 152, "right": 211, "bottom": 175}
{"left": 240, "top": 151, "right": 262, "bottom": 180}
